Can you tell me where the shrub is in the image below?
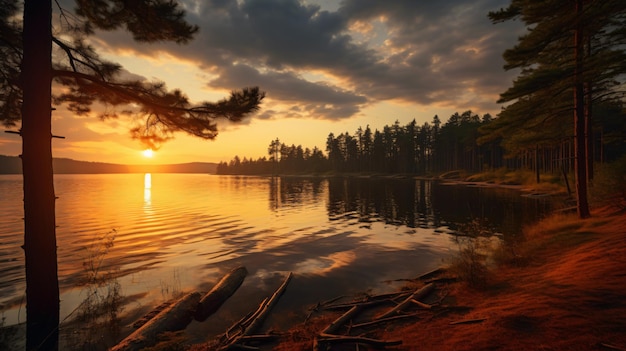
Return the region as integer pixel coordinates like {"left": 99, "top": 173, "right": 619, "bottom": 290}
{"left": 449, "top": 219, "right": 496, "bottom": 288}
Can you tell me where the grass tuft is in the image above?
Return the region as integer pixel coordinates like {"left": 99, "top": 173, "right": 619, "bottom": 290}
{"left": 63, "top": 229, "right": 124, "bottom": 350}
{"left": 448, "top": 219, "right": 497, "bottom": 288}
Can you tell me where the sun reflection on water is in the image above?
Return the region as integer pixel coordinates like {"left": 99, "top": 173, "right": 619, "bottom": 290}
{"left": 144, "top": 173, "right": 152, "bottom": 207}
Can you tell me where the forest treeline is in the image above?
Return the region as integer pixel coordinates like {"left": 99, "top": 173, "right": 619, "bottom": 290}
{"left": 216, "top": 105, "right": 626, "bottom": 176}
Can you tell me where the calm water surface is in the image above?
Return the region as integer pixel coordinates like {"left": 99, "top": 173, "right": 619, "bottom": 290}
{"left": 0, "top": 174, "right": 552, "bottom": 344}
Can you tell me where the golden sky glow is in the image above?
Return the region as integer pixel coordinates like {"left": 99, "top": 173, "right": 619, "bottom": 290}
{"left": 0, "top": 0, "right": 523, "bottom": 165}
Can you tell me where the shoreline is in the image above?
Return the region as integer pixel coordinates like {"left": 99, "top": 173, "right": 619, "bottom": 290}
{"left": 264, "top": 204, "right": 626, "bottom": 351}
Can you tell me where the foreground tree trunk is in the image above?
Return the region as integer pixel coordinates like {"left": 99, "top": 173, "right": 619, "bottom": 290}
{"left": 21, "top": 0, "right": 60, "bottom": 349}
{"left": 574, "top": 0, "right": 591, "bottom": 219}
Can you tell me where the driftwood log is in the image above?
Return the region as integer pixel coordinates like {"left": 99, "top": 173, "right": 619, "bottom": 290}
{"left": 111, "top": 267, "right": 248, "bottom": 351}
{"left": 217, "top": 272, "right": 293, "bottom": 350}
{"left": 195, "top": 266, "right": 248, "bottom": 321}
{"left": 110, "top": 291, "right": 201, "bottom": 351}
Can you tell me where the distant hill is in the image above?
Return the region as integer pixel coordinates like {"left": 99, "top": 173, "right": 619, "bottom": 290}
{"left": 0, "top": 155, "right": 217, "bottom": 174}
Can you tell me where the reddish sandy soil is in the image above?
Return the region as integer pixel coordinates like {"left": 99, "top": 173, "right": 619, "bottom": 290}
{"left": 268, "top": 205, "right": 626, "bottom": 351}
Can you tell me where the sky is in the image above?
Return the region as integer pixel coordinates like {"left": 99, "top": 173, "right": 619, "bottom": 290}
{"left": 0, "top": 0, "right": 524, "bottom": 165}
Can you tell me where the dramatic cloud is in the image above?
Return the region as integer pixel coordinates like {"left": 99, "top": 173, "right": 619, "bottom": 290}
{"left": 0, "top": 0, "right": 536, "bottom": 163}
{"left": 208, "top": 64, "right": 367, "bottom": 120}
{"left": 88, "top": 0, "right": 524, "bottom": 121}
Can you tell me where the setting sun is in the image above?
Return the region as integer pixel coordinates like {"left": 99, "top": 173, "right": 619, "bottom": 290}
{"left": 142, "top": 149, "right": 154, "bottom": 158}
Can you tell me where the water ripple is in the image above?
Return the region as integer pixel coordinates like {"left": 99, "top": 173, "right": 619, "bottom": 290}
{"left": 0, "top": 174, "right": 552, "bottom": 330}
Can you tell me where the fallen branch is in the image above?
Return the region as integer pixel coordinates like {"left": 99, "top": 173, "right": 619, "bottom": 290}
{"left": 320, "top": 295, "right": 346, "bottom": 306}
{"left": 375, "top": 283, "right": 435, "bottom": 320}
{"left": 314, "top": 291, "right": 408, "bottom": 350}
{"left": 599, "top": 343, "right": 626, "bottom": 351}
{"left": 243, "top": 272, "right": 293, "bottom": 335}
{"left": 449, "top": 318, "right": 487, "bottom": 325}
{"left": 218, "top": 272, "right": 293, "bottom": 350}
{"left": 316, "top": 333, "right": 402, "bottom": 349}
{"left": 226, "top": 344, "right": 260, "bottom": 351}
{"left": 322, "top": 305, "right": 364, "bottom": 335}
{"left": 304, "top": 302, "right": 321, "bottom": 323}
{"left": 238, "top": 335, "right": 279, "bottom": 343}
{"left": 323, "top": 298, "right": 390, "bottom": 311}
{"left": 219, "top": 303, "right": 266, "bottom": 346}
{"left": 368, "top": 290, "right": 413, "bottom": 302}
{"left": 424, "top": 277, "right": 458, "bottom": 285}
{"left": 417, "top": 267, "right": 446, "bottom": 280}
{"left": 110, "top": 291, "right": 201, "bottom": 351}
{"left": 329, "top": 291, "right": 413, "bottom": 309}
{"left": 195, "top": 266, "right": 248, "bottom": 321}
{"left": 411, "top": 299, "right": 432, "bottom": 309}
{"left": 351, "top": 312, "right": 422, "bottom": 329}
{"left": 228, "top": 298, "right": 268, "bottom": 338}
{"left": 224, "top": 308, "right": 259, "bottom": 341}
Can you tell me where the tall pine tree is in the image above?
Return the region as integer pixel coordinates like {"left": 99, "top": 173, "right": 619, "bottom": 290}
{"left": 489, "top": 0, "right": 626, "bottom": 218}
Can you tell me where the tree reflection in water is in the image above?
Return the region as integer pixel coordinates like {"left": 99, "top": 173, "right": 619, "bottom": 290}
{"left": 268, "top": 176, "right": 554, "bottom": 238}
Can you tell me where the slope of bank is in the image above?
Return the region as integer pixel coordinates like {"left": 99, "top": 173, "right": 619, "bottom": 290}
{"left": 268, "top": 205, "right": 626, "bottom": 351}
{"left": 384, "top": 205, "right": 626, "bottom": 351}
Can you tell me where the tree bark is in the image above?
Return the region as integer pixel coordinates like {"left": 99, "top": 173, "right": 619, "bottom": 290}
{"left": 574, "top": 0, "right": 591, "bottom": 219}
{"left": 21, "top": 0, "right": 60, "bottom": 350}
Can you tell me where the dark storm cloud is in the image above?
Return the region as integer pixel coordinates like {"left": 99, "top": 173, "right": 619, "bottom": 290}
{"left": 208, "top": 64, "right": 366, "bottom": 120}
{"left": 190, "top": 0, "right": 523, "bottom": 112}
{"left": 87, "top": 0, "right": 523, "bottom": 120}
{"left": 333, "top": 0, "right": 523, "bottom": 103}
{"left": 190, "top": 0, "right": 357, "bottom": 68}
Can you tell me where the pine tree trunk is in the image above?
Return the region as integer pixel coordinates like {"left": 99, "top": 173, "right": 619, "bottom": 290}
{"left": 585, "top": 35, "right": 593, "bottom": 182}
{"left": 585, "top": 81, "right": 593, "bottom": 182}
{"left": 574, "top": 0, "right": 591, "bottom": 219}
{"left": 21, "top": 0, "right": 60, "bottom": 350}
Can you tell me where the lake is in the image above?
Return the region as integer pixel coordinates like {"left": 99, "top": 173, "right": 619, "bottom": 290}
{"left": 0, "top": 174, "right": 553, "bottom": 346}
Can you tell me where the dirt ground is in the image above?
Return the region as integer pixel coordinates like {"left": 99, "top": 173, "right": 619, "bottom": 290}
{"left": 265, "top": 205, "right": 626, "bottom": 351}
